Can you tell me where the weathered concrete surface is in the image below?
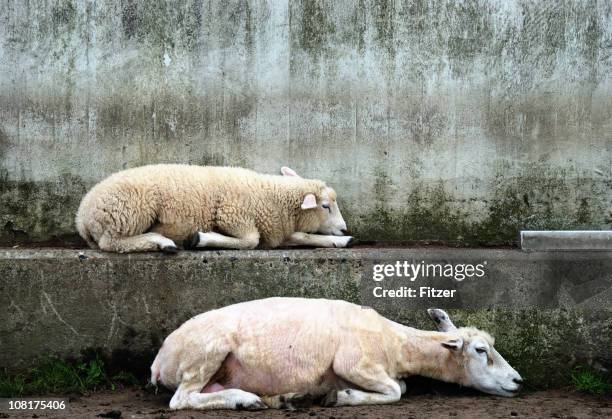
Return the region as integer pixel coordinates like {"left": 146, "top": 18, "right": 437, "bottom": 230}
{"left": 1, "top": 248, "right": 611, "bottom": 388}
{"left": 1, "top": 1, "right": 611, "bottom": 245}
{"left": 522, "top": 230, "right": 612, "bottom": 251}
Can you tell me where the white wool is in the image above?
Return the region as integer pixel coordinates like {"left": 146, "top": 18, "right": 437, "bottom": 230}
{"left": 76, "top": 164, "right": 349, "bottom": 253}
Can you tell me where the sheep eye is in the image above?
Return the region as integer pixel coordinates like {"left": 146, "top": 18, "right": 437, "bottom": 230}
{"left": 321, "top": 204, "right": 331, "bottom": 212}
{"left": 475, "top": 348, "right": 487, "bottom": 354}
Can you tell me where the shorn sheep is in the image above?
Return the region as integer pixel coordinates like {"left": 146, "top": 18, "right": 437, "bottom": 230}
{"left": 151, "top": 297, "right": 523, "bottom": 410}
{"left": 76, "top": 165, "right": 353, "bottom": 253}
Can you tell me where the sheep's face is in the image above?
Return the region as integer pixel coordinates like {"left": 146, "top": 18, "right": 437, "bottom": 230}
{"left": 453, "top": 330, "right": 522, "bottom": 397}
{"left": 310, "top": 187, "right": 348, "bottom": 236}
{"left": 428, "top": 309, "right": 523, "bottom": 397}
{"left": 298, "top": 187, "right": 348, "bottom": 236}
{"left": 281, "top": 167, "right": 349, "bottom": 236}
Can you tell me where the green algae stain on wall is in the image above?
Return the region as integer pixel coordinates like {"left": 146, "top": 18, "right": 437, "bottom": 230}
{"left": 452, "top": 309, "right": 593, "bottom": 389}
{"left": 349, "top": 180, "right": 471, "bottom": 244}
{"left": 353, "top": 0, "right": 367, "bottom": 54}
{"left": 349, "top": 163, "right": 608, "bottom": 246}
{"left": 0, "top": 174, "right": 88, "bottom": 245}
{"left": 127, "top": 0, "right": 203, "bottom": 51}
{"left": 295, "top": 0, "right": 335, "bottom": 60}
{"left": 372, "top": 0, "right": 395, "bottom": 56}
{"left": 0, "top": 162, "right": 607, "bottom": 247}
{"left": 389, "top": 308, "right": 605, "bottom": 389}
{"left": 0, "top": 1, "right": 610, "bottom": 246}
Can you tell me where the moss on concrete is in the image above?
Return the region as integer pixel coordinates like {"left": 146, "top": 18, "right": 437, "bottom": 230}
{"left": 349, "top": 163, "right": 608, "bottom": 246}
{"left": 296, "top": 0, "right": 335, "bottom": 60}
{"left": 372, "top": 0, "right": 395, "bottom": 56}
{"left": 385, "top": 307, "right": 610, "bottom": 389}
{"left": 352, "top": 0, "right": 367, "bottom": 54}
{"left": 0, "top": 173, "right": 87, "bottom": 245}
{"left": 0, "top": 160, "right": 607, "bottom": 246}
{"left": 453, "top": 309, "right": 587, "bottom": 389}
{"left": 2, "top": 248, "right": 610, "bottom": 389}
{"left": 0, "top": 354, "right": 138, "bottom": 397}
{"left": 51, "top": 0, "right": 77, "bottom": 32}
{"left": 0, "top": 1, "right": 610, "bottom": 247}
{"left": 126, "top": 0, "right": 203, "bottom": 52}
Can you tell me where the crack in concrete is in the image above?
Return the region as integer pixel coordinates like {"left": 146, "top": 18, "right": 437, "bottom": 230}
{"left": 106, "top": 300, "right": 130, "bottom": 346}
{"left": 41, "top": 291, "right": 81, "bottom": 336}
{"left": 8, "top": 300, "right": 25, "bottom": 319}
{"left": 141, "top": 295, "right": 151, "bottom": 315}
{"left": 106, "top": 302, "right": 118, "bottom": 346}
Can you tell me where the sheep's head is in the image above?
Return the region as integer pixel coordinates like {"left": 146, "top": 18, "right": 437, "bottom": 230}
{"left": 428, "top": 308, "right": 523, "bottom": 397}
{"left": 281, "top": 167, "right": 348, "bottom": 236}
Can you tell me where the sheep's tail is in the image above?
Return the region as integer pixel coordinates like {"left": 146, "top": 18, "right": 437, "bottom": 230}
{"left": 150, "top": 352, "right": 162, "bottom": 386}
{"left": 75, "top": 211, "right": 99, "bottom": 249}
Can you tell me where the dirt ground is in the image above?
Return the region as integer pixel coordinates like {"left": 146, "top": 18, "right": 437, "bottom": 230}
{"left": 2, "top": 388, "right": 610, "bottom": 419}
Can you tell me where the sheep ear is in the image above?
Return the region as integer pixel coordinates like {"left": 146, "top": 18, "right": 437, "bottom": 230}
{"left": 301, "top": 194, "right": 317, "bottom": 210}
{"left": 441, "top": 338, "right": 463, "bottom": 351}
{"left": 281, "top": 166, "right": 300, "bottom": 177}
{"left": 427, "top": 308, "right": 458, "bottom": 332}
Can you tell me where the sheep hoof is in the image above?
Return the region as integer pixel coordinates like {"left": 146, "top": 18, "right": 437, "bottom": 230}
{"left": 184, "top": 232, "right": 200, "bottom": 249}
{"left": 279, "top": 393, "right": 314, "bottom": 410}
{"left": 237, "top": 399, "right": 268, "bottom": 410}
{"left": 321, "top": 390, "right": 338, "bottom": 407}
{"left": 161, "top": 245, "right": 179, "bottom": 254}
{"left": 346, "top": 237, "right": 355, "bottom": 247}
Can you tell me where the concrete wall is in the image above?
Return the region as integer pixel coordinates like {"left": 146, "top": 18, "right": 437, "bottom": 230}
{"left": 1, "top": 0, "right": 611, "bottom": 245}
{"left": 1, "top": 248, "right": 611, "bottom": 387}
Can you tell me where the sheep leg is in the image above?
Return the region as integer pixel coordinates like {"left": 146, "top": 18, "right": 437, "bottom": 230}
{"left": 321, "top": 363, "right": 401, "bottom": 407}
{"left": 261, "top": 393, "right": 316, "bottom": 410}
{"left": 321, "top": 384, "right": 401, "bottom": 407}
{"left": 282, "top": 232, "right": 354, "bottom": 248}
{"left": 148, "top": 223, "right": 197, "bottom": 245}
{"left": 397, "top": 378, "right": 407, "bottom": 395}
{"left": 98, "top": 232, "right": 178, "bottom": 253}
{"left": 170, "top": 383, "right": 267, "bottom": 411}
{"left": 190, "top": 231, "right": 260, "bottom": 250}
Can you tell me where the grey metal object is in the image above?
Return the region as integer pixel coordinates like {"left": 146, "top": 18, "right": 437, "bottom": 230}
{"left": 521, "top": 231, "right": 612, "bottom": 251}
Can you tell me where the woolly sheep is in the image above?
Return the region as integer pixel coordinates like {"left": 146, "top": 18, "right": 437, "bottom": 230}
{"left": 150, "top": 298, "right": 523, "bottom": 410}
{"left": 75, "top": 164, "right": 353, "bottom": 253}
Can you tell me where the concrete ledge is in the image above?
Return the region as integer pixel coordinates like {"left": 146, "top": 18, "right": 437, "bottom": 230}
{"left": 521, "top": 230, "right": 612, "bottom": 251}
{"left": 1, "top": 248, "right": 611, "bottom": 388}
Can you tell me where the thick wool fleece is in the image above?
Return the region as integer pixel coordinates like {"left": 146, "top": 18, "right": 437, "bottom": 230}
{"left": 76, "top": 164, "right": 328, "bottom": 250}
